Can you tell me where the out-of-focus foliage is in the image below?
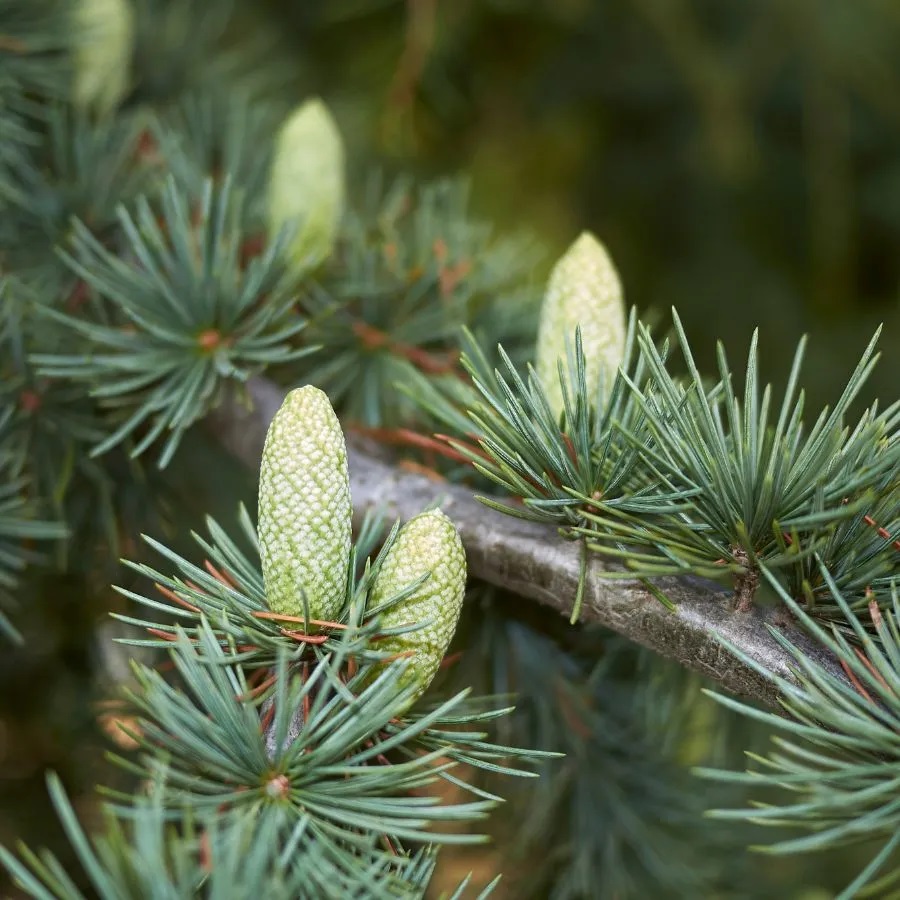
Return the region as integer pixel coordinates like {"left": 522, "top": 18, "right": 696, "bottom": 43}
{"left": 277, "top": 0, "right": 900, "bottom": 405}
{"left": 700, "top": 570, "right": 900, "bottom": 899}
{"left": 431, "top": 589, "right": 869, "bottom": 899}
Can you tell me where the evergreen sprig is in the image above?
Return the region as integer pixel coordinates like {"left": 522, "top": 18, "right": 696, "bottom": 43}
{"left": 109, "top": 505, "right": 551, "bottom": 807}
{"left": 0, "top": 494, "right": 548, "bottom": 895}
{"left": 1, "top": 279, "right": 108, "bottom": 492}
{"left": 0, "top": 771, "right": 449, "bottom": 899}
{"left": 416, "top": 309, "right": 898, "bottom": 618}
{"left": 106, "top": 625, "right": 507, "bottom": 839}
{"left": 698, "top": 568, "right": 900, "bottom": 899}
{"left": 1, "top": 107, "right": 151, "bottom": 278}
{"left": 410, "top": 317, "right": 663, "bottom": 529}
{"left": 0, "top": 0, "right": 70, "bottom": 205}
{"left": 297, "top": 175, "right": 540, "bottom": 428}
{"left": 34, "top": 605, "right": 542, "bottom": 894}
{"left": 0, "top": 468, "right": 68, "bottom": 643}
{"left": 440, "top": 589, "right": 769, "bottom": 900}
{"left": 585, "top": 313, "right": 897, "bottom": 612}
{"left": 32, "top": 177, "right": 311, "bottom": 467}
{"left": 151, "top": 89, "right": 282, "bottom": 230}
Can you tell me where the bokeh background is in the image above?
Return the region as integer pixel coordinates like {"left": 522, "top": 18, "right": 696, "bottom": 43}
{"left": 2, "top": 1, "right": 898, "bottom": 896}
{"left": 285, "top": 0, "right": 900, "bottom": 405}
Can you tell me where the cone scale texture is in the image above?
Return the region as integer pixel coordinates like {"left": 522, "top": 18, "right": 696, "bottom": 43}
{"left": 535, "top": 231, "right": 626, "bottom": 418}
{"left": 368, "top": 509, "right": 466, "bottom": 706}
{"left": 258, "top": 386, "right": 351, "bottom": 622}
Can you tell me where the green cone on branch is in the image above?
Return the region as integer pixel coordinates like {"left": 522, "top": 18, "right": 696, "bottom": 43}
{"left": 72, "top": 0, "right": 135, "bottom": 116}
{"left": 258, "top": 386, "right": 351, "bottom": 623}
{"left": 365, "top": 509, "right": 466, "bottom": 708}
{"left": 267, "top": 98, "right": 346, "bottom": 275}
{"left": 535, "top": 231, "right": 626, "bottom": 419}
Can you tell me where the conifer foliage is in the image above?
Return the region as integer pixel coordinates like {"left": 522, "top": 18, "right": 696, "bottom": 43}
{"left": 0, "top": 1, "right": 898, "bottom": 898}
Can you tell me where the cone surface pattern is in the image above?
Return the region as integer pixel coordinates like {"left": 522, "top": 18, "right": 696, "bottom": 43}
{"left": 258, "top": 386, "right": 351, "bottom": 622}
{"left": 535, "top": 231, "right": 626, "bottom": 418}
{"left": 369, "top": 509, "right": 466, "bottom": 706}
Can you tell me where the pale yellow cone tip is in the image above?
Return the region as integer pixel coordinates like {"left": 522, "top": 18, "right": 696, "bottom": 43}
{"left": 548, "top": 231, "right": 624, "bottom": 300}
{"left": 569, "top": 230, "right": 608, "bottom": 258}
{"left": 284, "top": 384, "right": 330, "bottom": 407}
{"left": 282, "top": 98, "right": 337, "bottom": 136}
{"left": 535, "top": 230, "right": 627, "bottom": 418}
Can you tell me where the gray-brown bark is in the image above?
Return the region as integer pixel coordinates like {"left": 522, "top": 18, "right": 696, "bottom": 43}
{"left": 208, "top": 377, "right": 845, "bottom": 710}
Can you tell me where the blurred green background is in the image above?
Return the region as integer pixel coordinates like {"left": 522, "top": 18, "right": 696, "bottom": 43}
{"left": 280, "top": 0, "right": 900, "bottom": 403}
{"left": 2, "top": 0, "right": 899, "bottom": 896}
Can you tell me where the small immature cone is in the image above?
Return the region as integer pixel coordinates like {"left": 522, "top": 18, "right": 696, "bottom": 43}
{"left": 267, "top": 98, "right": 346, "bottom": 275}
{"left": 258, "top": 386, "right": 351, "bottom": 622}
{"left": 72, "top": 0, "right": 135, "bottom": 116}
{"left": 535, "top": 231, "right": 626, "bottom": 419}
{"left": 366, "top": 510, "right": 466, "bottom": 709}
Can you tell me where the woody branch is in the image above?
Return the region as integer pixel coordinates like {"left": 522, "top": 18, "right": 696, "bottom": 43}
{"left": 208, "top": 376, "right": 846, "bottom": 710}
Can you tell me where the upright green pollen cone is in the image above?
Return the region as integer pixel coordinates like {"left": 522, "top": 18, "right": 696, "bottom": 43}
{"left": 366, "top": 509, "right": 466, "bottom": 709}
{"left": 267, "top": 98, "right": 346, "bottom": 275}
{"left": 258, "top": 386, "right": 351, "bottom": 623}
{"left": 535, "top": 231, "right": 626, "bottom": 419}
{"left": 72, "top": 0, "right": 135, "bottom": 116}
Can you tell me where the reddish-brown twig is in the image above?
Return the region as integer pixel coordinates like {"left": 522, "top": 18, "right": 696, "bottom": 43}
{"left": 155, "top": 583, "right": 201, "bottom": 614}
{"left": 839, "top": 658, "right": 875, "bottom": 705}
{"left": 252, "top": 611, "right": 347, "bottom": 630}
{"left": 279, "top": 629, "right": 329, "bottom": 645}
{"left": 352, "top": 320, "right": 460, "bottom": 376}
{"left": 203, "top": 559, "right": 239, "bottom": 588}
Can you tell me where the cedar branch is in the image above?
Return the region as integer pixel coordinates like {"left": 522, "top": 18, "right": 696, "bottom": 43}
{"left": 207, "top": 377, "right": 846, "bottom": 710}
